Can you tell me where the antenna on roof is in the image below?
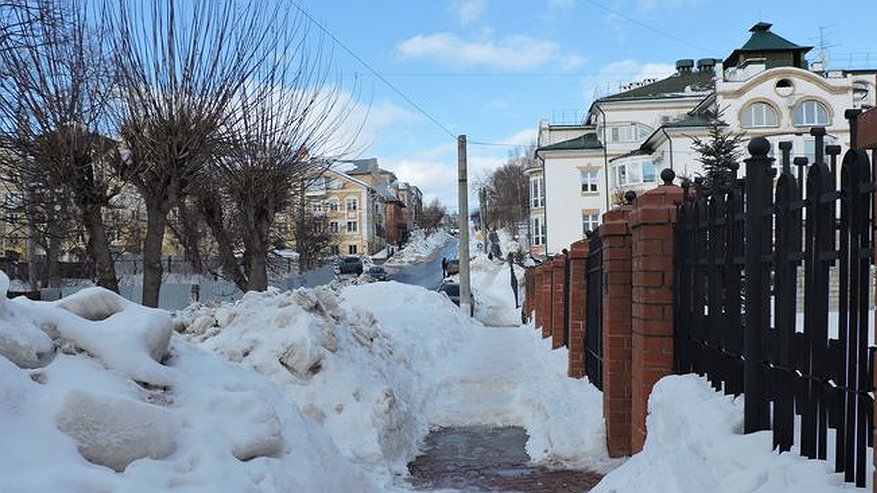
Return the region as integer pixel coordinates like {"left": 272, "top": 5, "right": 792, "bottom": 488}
{"left": 810, "top": 25, "right": 839, "bottom": 73}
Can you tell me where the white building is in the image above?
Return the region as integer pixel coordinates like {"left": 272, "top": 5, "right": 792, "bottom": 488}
{"left": 532, "top": 22, "right": 876, "bottom": 256}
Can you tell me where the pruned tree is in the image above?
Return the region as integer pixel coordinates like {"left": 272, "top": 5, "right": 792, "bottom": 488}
{"left": 0, "top": 0, "right": 120, "bottom": 290}
{"left": 290, "top": 204, "right": 338, "bottom": 272}
{"left": 200, "top": 16, "right": 360, "bottom": 292}
{"left": 418, "top": 198, "right": 446, "bottom": 233}
{"left": 109, "top": 0, "right": 281, "bottom": 306}
{"left": 691, "top": 109, "right": 745, "bottom": 194}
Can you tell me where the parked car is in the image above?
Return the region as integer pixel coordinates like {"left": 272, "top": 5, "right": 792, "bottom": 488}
{"left": 366, "top": 265, "right": 388, "bottom": 281}
{"left": 442, "top": 258, "right": 460, "bottom": 277}
{"left": 338, "top": 256, "right": 363, "bottom": 275}
{"left": 437, "top": 280, "right": 474, "bottom": 316}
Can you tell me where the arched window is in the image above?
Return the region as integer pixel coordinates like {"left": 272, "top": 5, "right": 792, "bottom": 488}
{"left": 793, "top": 100, "right": 830, "bottom": 126}
{"left": 741, "top": 102, "right": 779, "bottom": 128}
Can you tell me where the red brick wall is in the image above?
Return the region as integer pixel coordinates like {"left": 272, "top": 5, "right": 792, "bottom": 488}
{"left": 567, "top": 239, "right": 589, "bottom": 378}
{"left": 600, "top": 205, "right": 634, "bottom": 458}
{"left": 628, "top": 185, "right": 682, "bottom": 454}
{"left": 551, "top": 256, "right": 567, "bottom": 349}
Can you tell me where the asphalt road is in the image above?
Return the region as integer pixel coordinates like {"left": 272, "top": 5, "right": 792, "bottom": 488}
{"left": 385, "top": 237, "right": 460, "bottom": 291}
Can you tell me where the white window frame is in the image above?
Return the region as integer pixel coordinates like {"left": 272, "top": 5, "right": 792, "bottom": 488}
{"left": 329, "top": 201, "right": 339, "bottom": 212}
{"left": 346, "top": 220, "right": 358, "bottom": 233}
{"left": 580, "top": 169, "right": 599, "bottom": 193}
{"left": 530, "top": 176, "right": 544, "bottom": 208}
{"left": 741, "top": 102, "right": 779, "bottom": 128}
{"left": 793, "top": 100, "right": 830, "bottom": 127}
{"left": 581, "top": 212, "right": 600, "bottom": 235}
{"left": 346, "top": 198, "right": 358, "bottom": 211}
{"left": 348, "top": 244, "right": 357, "bottom": 254}
{"left": 532, "top": 217, "right": 545, "bottom": 245}
{"left": 329, "top": 221, "right": 339, "bottom": 233}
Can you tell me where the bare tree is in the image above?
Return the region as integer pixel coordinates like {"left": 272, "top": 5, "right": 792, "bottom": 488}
{"left": 418, "top": 198, "right": 446, "bottom": 233}
{"left": 480, "top": 145, "right": 532, "bottom": 235}
{"left": 0, "top": 0, "right": 120, "bottom": 290}
{"left": 109, "top": 0, "right": 282, "bottom": 306}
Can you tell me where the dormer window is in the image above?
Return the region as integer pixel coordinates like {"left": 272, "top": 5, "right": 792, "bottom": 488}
{"left": 793, "top": 100, "right": 830, "bottom": 126}
{"left": 741, "top": 102, "right": 779, "bottom": 128}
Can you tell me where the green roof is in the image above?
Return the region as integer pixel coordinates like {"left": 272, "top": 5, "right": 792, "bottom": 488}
{"left": 595, "top": 69, "right": 713, "bottom": 103}
{"left": 537, "top": 133, "right": 603, "bottom": 152}
{"left": 724, "top": 23, "right": 811, "bottom": 69}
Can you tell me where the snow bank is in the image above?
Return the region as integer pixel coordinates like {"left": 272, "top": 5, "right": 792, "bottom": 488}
{"left": 176, "top": 287, "right": 424, "bottom": 479}
{"left": 0, "top": 271, "right": 377, "bottom": 493}
{"left": 384, "top": 229, "right": 452, "bottom": 266}
{"left": 592, "top": 374, "right": 866, "bottom": 493}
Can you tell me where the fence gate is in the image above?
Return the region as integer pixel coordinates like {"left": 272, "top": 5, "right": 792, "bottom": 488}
{"left": 674, "top": 123, "right": 875, "bottom": 487}
{"left": 585, "top": 229, "right": 604, "bottom": 390}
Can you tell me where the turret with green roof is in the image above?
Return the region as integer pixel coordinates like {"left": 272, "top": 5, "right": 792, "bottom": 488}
{"left": 723, "top": 22, "right": 812, "bottom": 70}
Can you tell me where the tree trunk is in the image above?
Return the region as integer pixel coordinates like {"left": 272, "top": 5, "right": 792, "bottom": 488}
{"left": 83, "top": 206, "right": 119, "bottom": 292}
{"left": 176, "top": 199, "right": 204, "bottom": 274}
{"left": 141, "top": 197, "right": 169, "bottom": 307}
{"left": 199, "top": 196, "right": 249, "bottom": 292}
{"left": 244, "top": 222, "right": 269, "bottom": 292}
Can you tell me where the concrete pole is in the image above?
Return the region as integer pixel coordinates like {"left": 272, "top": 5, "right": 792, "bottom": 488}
{"left": 458, "top": 135, "right": 472, "bottom": 316}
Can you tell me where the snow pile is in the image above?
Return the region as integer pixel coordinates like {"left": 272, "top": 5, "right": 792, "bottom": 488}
{"left": 0, "top": 270, "right": 377, "bottom": 493}
{"left": 343, "top": 265, "right": 618, "bottom": 473}
{"left": 468, "top": 255, "right": 524, "bottom": 327}
{"left": 384, "top": 229, "right": 452, "bottom": 266}
{"left": 592, "top": 374, "right": 866, "bottom": 493}
{"left": 175, "top": 286, "right": 425, "bottom": 479}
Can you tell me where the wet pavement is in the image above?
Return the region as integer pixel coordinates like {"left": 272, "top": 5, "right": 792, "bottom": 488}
{"left": 407, "top": 426, "right": 603, "bottom": 493}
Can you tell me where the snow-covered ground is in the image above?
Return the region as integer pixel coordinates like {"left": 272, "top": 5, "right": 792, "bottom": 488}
{"left": 384, "top": 229, "right": 453, "bottom": 266}
{"left": 1, "top": 229, "right": 871, "bottom": 492}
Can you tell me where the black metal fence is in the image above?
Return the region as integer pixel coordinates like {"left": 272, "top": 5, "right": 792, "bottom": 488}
{"left": 674, "top": 121, "right": 875, "bottom": 487}
{"left": 585, "top": 229, "right": 604, "bottom": 391}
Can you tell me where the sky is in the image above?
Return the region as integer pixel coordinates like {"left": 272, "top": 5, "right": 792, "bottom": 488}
{"left": 296, "top": 0, "right": 877, "bottom": 210}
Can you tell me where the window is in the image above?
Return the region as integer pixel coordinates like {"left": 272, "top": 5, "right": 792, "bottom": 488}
{"left": 582, "top": 212, "right": 600, "bottom": 235}
{"left": 612, "top": 161, "right": 658, "bottom": 187}
{"left": 741, "top": 102, "right": 779, "bottom": 128}
{"left": 329, "top": 201, "right": 339, "bottom": 212}
{"left": 607, "top": 123, "right": 651, "bottom": 143}
{"left": 642, "top": 161, "right": 657, "bottom": 183}
{"left": 313, "top": 202, "right": 323, "bottom": 213}
{"left": 580, "top": 170, "right": 598, "bottom": 193}
{"left": 329, "top": 221, "right": 339, "bottom": 233}
{"left": 312, "top": 221, "right": 324, "bottom": 234}
{"left": 530, "top": 176, "right": 544, "bottom": 208}
{"left": 348, "top": 244, "right": 357, "bottom": 255}
{"left": 793, "top": 100, "right": 830, "bottom": 126}
{"left": 532, "top": 217, "right": 545, "bottom": 245}
{"left": 330, "top": 245, "right": 340, "bottom": 256}
{"left": 346, "top": 198, "right": 357, "bottom": 211}
{"left": 346, "top": 220, "right": 358, "bottom": 233}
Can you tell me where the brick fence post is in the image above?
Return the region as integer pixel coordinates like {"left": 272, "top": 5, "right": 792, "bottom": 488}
{"left": 628, "top": 170, "right": 683, "bottom": 454}
{"left": 551, "top": 254, "right": 567, "bottom": 349}
{"left": 567, "top": 239, "right": 589, "bottom": 378}
{"left": 534, "top": 265, "right": 544, "bottom": 332}
{"left": 524, "top": 267, "right": 535, "bottom": 322}
{"left": 600, "top": 198, "right": 634, "bottom": 458}
{"left": 537, "top": 264, "right": 552, "bottom": 338}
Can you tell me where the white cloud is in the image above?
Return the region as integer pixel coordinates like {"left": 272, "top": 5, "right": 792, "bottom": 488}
{"left": 600, "top": 59, "right": 676, "bottom": 82}
{"left": 449, "top": 0, "right": 486, "bottom": 24}
{"left": 397, "top": 32, "right": 581, "bottom": 71}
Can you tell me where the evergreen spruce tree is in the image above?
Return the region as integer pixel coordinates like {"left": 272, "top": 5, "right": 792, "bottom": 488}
{"left": 691, "top": 110, "right": 746, "bottom": 194}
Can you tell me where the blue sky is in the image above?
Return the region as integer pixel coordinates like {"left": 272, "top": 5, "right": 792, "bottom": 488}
{"left": 298, "top": 0, "right": 876, "bottom": 209}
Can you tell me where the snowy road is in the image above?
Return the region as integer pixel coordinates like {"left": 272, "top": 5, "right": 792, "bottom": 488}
{"left": 385, "top": 237, "right": 459, "bottom": 290}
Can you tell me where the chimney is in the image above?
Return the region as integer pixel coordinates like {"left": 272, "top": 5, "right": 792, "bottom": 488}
{"left": 675, "top": 59, "right": 694, "bottom": 74}
{"left": 696, "top": 58, "right": 716, "bottom": 73}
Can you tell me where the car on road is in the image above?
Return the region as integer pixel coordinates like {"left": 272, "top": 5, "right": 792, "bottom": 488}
{"left": 337, "top": 256, "right": 363, "bottom": 275}
{"left": 366, "top": 265, "right": 388, "bottom": 281}
{"left": 442, "top": 258, "right": 460, "bottom": 277}
{"left": 437, "top": 280, "right": 474, "bottom": 316}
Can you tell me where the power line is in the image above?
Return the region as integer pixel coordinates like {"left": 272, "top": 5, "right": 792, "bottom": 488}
{"left": 287, "top": 0, "right": 457, "bottom": 140}
{"left": 580, "top": 0, "right": 717, "bottom": 55}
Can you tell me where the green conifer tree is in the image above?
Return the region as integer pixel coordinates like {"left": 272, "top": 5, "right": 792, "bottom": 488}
{"left": 691, "top": 110, "right": 746, "bottom": 194}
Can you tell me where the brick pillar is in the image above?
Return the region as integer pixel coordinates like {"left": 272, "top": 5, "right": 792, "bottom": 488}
{"left": 551, "top": 255, "right": 567, "bottom": 349}
{"left": 628, "top": 176, "right": 683, "bottom": 454}
{"left": 524, "top": 267, "right": 535, "bottom": 322}
{"left": 600, "top": 204, "right": 634, "bottom": 458}
{"left": 537, "top": 264, "right": 552, "bottom": 338}
{"left": 534, "top": 265, "right": 544, "bottom": 332}
{"left": 567, "top": 239, "right": 589, "bottom": 378}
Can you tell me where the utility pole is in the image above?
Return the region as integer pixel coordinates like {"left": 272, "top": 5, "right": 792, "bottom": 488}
{"left": 457, "top": 135, "right": 472, "bottom": 317}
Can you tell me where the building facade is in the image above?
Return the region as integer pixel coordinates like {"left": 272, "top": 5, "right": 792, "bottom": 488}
{"left": 533, "top": 22, "right": 876, "bottom": 255}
